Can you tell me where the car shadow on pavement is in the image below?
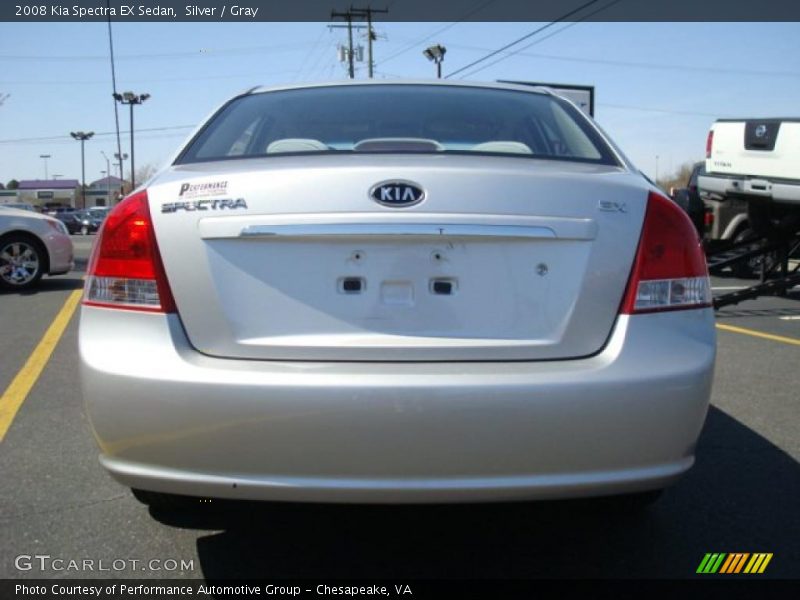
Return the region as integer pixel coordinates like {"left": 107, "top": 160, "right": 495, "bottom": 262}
{"left": 0, "top": 277, "right": 84, "bottom": 296}
{"left": 148, "top": 406, "right": 799, "bottom": 579}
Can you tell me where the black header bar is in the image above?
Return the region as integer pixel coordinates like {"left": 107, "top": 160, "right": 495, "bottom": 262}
{"left": 3, "top": 0, "right": 800, "bottom": 22}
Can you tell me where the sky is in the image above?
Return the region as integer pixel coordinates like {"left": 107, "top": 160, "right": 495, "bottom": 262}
{"left": 1, "top": 20, "right": 799, "bottom": 186}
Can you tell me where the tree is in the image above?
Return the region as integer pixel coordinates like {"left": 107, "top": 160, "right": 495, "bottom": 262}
{"left": 656, "top": 161, "right": 697, "bottom": 195}
{"left": 6, "top": 179, "right": 18, "bottom": 190}
{"left": 128, "top": 163, "right": 160, "bottom": 188}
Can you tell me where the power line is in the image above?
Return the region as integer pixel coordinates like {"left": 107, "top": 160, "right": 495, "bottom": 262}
{"left": 378, "top": 0, "right": 498, "bottom": 66}
{"left": 445, "top": 44, "right": 800, "bottom": 79}
{"left": 598, "top": 103, "right": 730, "bottom": 118}
{"left": 0, "top": 125, "right": 195, "bottom": 145}
{"left": 445, "top": 0, "right": 600, "bottom": 79}
{"left": 0, "top": 69, "right": 301, "bottom": 86}
{"left": 452, "top": 0, "right": 628, "bottom": 79}
{"left": 306, "top": 40, "right": 340, "bottom": 81}
{"left": 294, "top": 25, "right": 330, "bottom": 82}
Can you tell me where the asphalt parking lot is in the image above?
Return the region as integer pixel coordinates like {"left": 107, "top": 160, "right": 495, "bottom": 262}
{"left": 0, "top": 235, "right": 798, "bottom": 581}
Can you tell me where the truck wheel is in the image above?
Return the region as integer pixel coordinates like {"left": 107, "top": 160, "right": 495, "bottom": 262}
{"left": 746, "top": 201, "right": 776, "bottom": 237}
{"left": 731, "top": 228, "right": 776, "bottom": 279}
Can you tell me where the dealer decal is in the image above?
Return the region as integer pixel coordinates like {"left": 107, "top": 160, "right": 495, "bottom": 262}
{"left": 162, "top": 198, "right": 248, "bottom": 213}
{"left": 178, "top": 180, "right": 228, "bottom": 199}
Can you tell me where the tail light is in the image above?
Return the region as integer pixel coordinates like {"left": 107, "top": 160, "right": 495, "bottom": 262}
{"left": 620, "top": 191, "right": 711, "bottom": 314}
{"left": 705, "top": 130, "right": 714, "bottom": 158}
{"left": 704, "top": 210, "right": 715, "bottom": 227}
{"left": 83, "top": 190, "right": 176, "bottom": 313}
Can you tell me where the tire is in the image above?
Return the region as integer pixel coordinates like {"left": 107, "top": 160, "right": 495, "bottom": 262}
{"left": 131, "top": 488, "right": 204, "bottom": 510}
{"left": 746, "top": 201, "right": 772, "bottom": 237}
{"left": 0, "top": 234, "right": 46, "bottom": 290}
{"left": 731, "top": 228, "right": 776, "bottom": 279}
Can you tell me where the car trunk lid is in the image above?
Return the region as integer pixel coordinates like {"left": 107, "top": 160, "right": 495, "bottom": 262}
{"left": 149, "top": 154, "right": 646, "bottom": 361}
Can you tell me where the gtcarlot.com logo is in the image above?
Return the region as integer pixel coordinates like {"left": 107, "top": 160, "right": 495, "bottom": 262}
{"left": 697, "top": 552, "right": 773, "bottom": 574}
{"left": 14, "top": 554, "right": 195, "bottom": 573}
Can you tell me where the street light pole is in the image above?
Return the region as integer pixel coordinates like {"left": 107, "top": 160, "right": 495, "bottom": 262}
{"left": 39, "top": 154, "right": 51, "bottom": 180}
{"left": 423, "top": 44, "right": 446, "bottom": 78}
{"left": 113, "top": 91, "right": 150, "bottom": 190}
{"left": 100, "top": 169, "right": 110, "bottom": 206}
{"left": 70, "top": 131, "right": 94, "bottom": 209}
{"left": 101, "top": 150, "right": 112, "bottom": 205}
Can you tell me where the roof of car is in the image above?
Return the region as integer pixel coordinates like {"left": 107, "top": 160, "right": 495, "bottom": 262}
{"left": 247, "top": 79, "right": 555, "bottom": 97}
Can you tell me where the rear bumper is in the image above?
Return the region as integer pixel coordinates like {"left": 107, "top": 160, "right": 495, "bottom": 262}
{"left": 699, "top": 174, "right": 800, "bottom": 205}
{"left": 79, "top": 307, "right": 716, "bottom": 503}
{"left": 45, "top": 232, "right": 73, "bottom": 275}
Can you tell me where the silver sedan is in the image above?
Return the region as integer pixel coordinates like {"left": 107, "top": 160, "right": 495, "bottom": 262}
{"left": 79, "top": 81, "right": 715, "bottom": 509}
{"left": 0, "top": 206, "right": 73, "bottom": 290}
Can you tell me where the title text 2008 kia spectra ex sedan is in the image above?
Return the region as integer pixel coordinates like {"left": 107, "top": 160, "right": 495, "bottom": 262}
{"left": 79, "top": 81, "right": 715, "bottom": 508}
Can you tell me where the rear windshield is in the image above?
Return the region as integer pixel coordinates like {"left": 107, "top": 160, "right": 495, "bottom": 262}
{"left": 177, "top": 84, "right": 618, "bottom": 166}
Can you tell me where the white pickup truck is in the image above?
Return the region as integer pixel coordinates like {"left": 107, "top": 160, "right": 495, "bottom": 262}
{"left": 699, "top": 118, "right": 800, "bottom": 237}
{"left": 699, "top": 118, "right": 800, "bottom": 209}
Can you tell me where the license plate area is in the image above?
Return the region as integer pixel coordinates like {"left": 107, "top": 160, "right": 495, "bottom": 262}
{"left": 205, "top": 236, "right": 587, "bottom": 346}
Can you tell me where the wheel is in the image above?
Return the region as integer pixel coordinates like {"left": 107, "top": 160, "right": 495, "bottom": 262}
{"left": 131, "top": 488, "right": 204, "bottom": 510}
{"left": 0, "top": 234, "right": 46, "bottom": 290}
{"left": 731, "top": 227, "right": 777, "bottom": 279}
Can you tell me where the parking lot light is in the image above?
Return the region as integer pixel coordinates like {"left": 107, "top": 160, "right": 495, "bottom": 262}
{"left": 113, "top": 92, "right": 150, "bottom": 189}
{"left": 70, "top": 131, "right": 94, "bottom": 209}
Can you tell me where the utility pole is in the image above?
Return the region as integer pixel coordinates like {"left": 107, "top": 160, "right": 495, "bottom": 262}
{"left": 331, "top": 9, "right": 356, "bottom": 78}
{"left": 351, "top": 7, "right": 388, "bottom": 78}
{"left": 106, "top": 0, "right": 123, "bottom": 183}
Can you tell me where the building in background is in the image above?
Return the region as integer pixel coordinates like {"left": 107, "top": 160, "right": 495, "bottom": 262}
{"left": 16, "top": 179, "right": 79, "bottom": 209}
{"left": 0, "top": 189, "right": 18, "bottom": 203}
{"left": 86, "top": 175, "right": 127, "bottom": 207}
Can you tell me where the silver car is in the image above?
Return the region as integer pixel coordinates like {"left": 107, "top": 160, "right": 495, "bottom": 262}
{"left": 79, "top": 81, "right": 715, "bottom": 508}
{"left": 0, "top": 206, "right": 73, "bottom": 290}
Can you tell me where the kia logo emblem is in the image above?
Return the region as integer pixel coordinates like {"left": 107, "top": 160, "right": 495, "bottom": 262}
{"left": 755, "top": 124, "right": 767, "bottom": 138}
{"left": 370, "top": 180, "right": 426, "bottom": 207}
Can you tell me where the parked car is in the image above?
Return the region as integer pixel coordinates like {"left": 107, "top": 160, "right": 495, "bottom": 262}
{"left": 53, "top": 210, "right": 104, "bottom": 235}
{"left": 669, "top": 162, "right": 706, "bottom": 237}
{"left": 87, "top": 206, "right": 111, "bottom": 219}
{"left": 75, "top": 209, "right": 104, "bottom": 235}
{"left": 43, "top": 204, "right": 75, "bottom": 216}
{"left": 0, "top": 202, "right": 37, "bottom": 212}
{"left": 79, "top": 81, "right": 715, "bottom": 509}
{"left": 0, "top": 206, "right": 74, "bottom": 289}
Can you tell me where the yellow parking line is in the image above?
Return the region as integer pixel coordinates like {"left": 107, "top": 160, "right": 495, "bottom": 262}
{"left": 716, "top": 323, "right": 800, "bottom": 346}
{"left": 0, "top": 289, "right": 82, "bottom": 442}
